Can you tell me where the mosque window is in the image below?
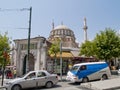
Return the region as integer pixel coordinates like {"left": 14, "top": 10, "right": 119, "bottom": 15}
{"left": 64, "top": 30, "right": 66, "bottom": 35}
{"left": 61, "top": 30, "right": 63, "bottom": 35}
{"left": 58, "top": 30, "right": 60, "bottom": 35}
{"left": 68, "top": 31, "right": 70, "bottom": 35}
{"left": 63, "top": 30, "right": 65, "bottom": 35}
{"left": 55, "top": 31, "right": 57, "bottom": 35}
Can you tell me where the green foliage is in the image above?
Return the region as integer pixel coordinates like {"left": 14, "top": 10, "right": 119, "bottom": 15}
{"left": 79, "top": 28, "right": 120, "bottom": 61}
{"left": 0, "top": 32, "right": 11, "bottom": 66}
{"left": 48, "top": 40, "right": 60, "bottom": 57}
{"left": 79, "top": 41, "right": 96, "bottom": 57}
{"left": 94, "top": 28, "right": 120, "bottom": 61}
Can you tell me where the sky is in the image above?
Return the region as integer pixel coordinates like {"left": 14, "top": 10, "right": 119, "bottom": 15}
{"left": 0, "top": 0, "right": 120, "bottom": 44}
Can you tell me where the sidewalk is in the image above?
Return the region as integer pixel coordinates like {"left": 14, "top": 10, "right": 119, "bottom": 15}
{"left": 58, "top": 75, "right": 67, "bottom": 81}
{"left": 80, "top": 76, "right": 120, "bottom": 90}
{"left": 0, "top": 79, "right": 10, "bottom": 90}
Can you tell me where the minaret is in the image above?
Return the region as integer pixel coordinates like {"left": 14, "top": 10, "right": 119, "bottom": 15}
{"left": 61, "top": 21, "right": 63, "bottom": 25}
{"left": 52, "top": 20, "right": 54, "bottom": 30}
{"left": 83, "top": 17, "right": 88, "bottom": 41}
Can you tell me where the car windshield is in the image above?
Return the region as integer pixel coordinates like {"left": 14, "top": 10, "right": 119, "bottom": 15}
{"left": 70, "top": 66, "right": 79, "bottom": 71}
{"left": 18, "top": 73, "right": 28, "bottom": 78}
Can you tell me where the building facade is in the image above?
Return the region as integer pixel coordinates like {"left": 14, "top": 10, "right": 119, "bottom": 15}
{"left": 47, "top": 24, "right": 80, "bottom": 74}
{"left": 13, "top": 37, "right": 48, "bottom": 76}
{"left": 12, "top": 24, "right": 80, "bottom": 76}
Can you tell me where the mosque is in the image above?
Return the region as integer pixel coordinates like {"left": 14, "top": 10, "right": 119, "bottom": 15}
{"left": 11, "top": 18, "right": 94, "bottom": 76}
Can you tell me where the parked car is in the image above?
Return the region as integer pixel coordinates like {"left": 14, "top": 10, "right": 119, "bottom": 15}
{"left": 4, "top": 70, "right": 58, "bottom": 90}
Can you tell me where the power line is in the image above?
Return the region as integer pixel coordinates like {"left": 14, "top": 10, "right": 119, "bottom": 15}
{"left": 0, "top": 27, "right": 28, "bottom": 30}
{"left": 0, "top": 8, "right": 30, "bottom": 30}
{"left": 0, "top": 8, "right": 30, "bottom": 12}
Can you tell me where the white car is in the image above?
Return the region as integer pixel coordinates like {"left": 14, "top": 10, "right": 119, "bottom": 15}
{"left": 4, "top": 70, "right": 58, "bottom": 90}
{"left": 118, "top": 68, "right": 120, "bottom": 75}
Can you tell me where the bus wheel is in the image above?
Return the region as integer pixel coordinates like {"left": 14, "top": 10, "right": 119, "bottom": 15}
{"left": 82, "top": 77, "right": 88, "bottom": 83}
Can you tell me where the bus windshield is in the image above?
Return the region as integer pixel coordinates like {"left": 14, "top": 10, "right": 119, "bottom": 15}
{"left": 70, "top": 66, "right": 79, "bottom": 71}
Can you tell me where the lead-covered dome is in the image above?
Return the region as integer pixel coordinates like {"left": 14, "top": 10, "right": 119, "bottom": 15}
{"left": 54, "top": 25, "right": 70, "bottom": 30}
{"left": 49, "top": 25, "right": 75, "bottom": 37}
{"left": 48, "top": 24, "right": 78, "bottom": 48}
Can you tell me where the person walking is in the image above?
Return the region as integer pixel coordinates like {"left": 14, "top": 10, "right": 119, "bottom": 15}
{"left": 5, "top": 68, "right": 12, "bottom": 79}
{"left": 13, "top": 68, "right": 16, "bottom": 78}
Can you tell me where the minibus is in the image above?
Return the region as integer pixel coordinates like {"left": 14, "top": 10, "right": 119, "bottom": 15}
{"left": 66, "top": 62, "right": 111, "bottom": 83}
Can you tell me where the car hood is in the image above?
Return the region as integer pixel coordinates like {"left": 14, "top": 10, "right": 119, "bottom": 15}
{"left": 8, "top": 78, "right": 23, "bottom": 83}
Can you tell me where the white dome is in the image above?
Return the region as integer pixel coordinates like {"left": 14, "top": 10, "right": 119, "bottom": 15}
{"left": 54, "top": 25, "right": 70, "bottom": 30}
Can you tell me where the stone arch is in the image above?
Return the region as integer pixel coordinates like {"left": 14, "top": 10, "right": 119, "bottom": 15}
{"left": 28, "top": 53, "right": 35, "bottom": 71}
{"left": 22, "top": 53, "right": 35, "bottom": 75}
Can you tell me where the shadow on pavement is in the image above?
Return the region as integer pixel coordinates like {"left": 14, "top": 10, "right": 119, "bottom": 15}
{"left": 68, "top": 82, "right": 81, "bottom": 86}
{"left": 22, "top": 84, "right": 62, "bottom": 90}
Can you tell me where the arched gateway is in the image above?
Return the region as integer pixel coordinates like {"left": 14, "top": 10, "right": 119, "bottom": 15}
{"left": 23, "top": 53, "right": 35, "bottom": 75}
{"left": 13, "top": 37, "right": 48, "bottom": 76}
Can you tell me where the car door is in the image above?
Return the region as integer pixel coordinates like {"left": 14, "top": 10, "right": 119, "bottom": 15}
{"left": 21, "top": 72, "right": 37, "bottom": 89}
{"left": 36, "top": 71, "right": 48, "bottom": 87}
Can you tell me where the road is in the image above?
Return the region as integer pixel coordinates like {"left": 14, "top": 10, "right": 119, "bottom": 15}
{"left": 23, "top": 81, "right": 91, "bottom": 90}
{"left": 0, "top": 74, "right": 119, "bottom": 90}
{"left": 25, "top": 75, "right": 119, "bottom": 90}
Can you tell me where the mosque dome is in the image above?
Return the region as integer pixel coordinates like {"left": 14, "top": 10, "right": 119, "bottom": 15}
{"left": 49, "top": 24, "right": 75, "bottom": 38}
{"left": 48, "top": 24, "right": 78, "bottom": 48}
{"left": 54, "top": 25, "right": 70, "bottom": 30}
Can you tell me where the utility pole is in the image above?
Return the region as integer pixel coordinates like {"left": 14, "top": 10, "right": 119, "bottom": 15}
{"left": 60, "top": 39, "right": 62, "bottom": 81}
{"left": 27, "top": 7, "right": 32, "bottom": 73}
{"left": 1, "top": 48, "right": 7, "bottom": 86}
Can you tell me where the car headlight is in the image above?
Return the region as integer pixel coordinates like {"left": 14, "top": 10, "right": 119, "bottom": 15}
{"left": 5, "top": 82, "right": 13, "bottom": 85}
{"left": 72, "top": 75, "right": 78, "bottom": 79}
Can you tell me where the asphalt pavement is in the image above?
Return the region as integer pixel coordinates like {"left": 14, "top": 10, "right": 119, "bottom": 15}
{"left": 0, "top": 75, "right": 120, "bottom": 90}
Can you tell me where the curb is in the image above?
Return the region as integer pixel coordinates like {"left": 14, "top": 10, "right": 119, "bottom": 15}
{"left": 103, "top": 86, "right": 120, "bottom": 90}
{"left": 0, "top": 86, "right": 6, "bottom": 90}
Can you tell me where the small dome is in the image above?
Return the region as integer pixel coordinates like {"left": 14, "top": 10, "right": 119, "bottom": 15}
{"left": 54, "top": 25, "right": 70, "bottom": 30}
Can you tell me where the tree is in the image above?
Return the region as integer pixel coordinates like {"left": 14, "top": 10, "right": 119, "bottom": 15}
{"left": 79, "top": 40, "right": 96, "bottom": 57}
{"left": 0, "top": 32, "right": 11, "bottom": 86}
{"left": 0, "top": 32, "right": 11, "bottom": 66}
{"left": 94, "top": 28, "right": 120, "bottom": 61}
{"left": 48, "top": 39, "right": 60, "bottom": 73}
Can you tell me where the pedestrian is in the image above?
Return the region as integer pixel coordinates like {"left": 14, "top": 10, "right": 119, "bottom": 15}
{"left": 5, "top": 68, "right": 12, "bottom": 79}
{"left": 13, "top": 68, "right": 16, "bottom": 78}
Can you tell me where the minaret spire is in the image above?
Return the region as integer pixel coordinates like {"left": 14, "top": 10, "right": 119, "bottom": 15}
{"left": 52, "top": 19, "right": 54, "bottom": 30}
{"left": 83, "top": 17, "right": 88, "bottom": 41}
{"left": 61, "top": 21, "right": 63, "bottom": 25}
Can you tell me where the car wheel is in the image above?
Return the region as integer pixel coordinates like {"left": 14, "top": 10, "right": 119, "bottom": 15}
{"left": 102, "top": 74, "right": 108, "bottom": 80}
{"left": 11, "top": 85, "right": 21, "bottom": 90}
{"left": 45, "top": 81, "right": 53, "bottom": 88}
{"left": 82, "top": 77, "right": 89, "bottom": 83}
